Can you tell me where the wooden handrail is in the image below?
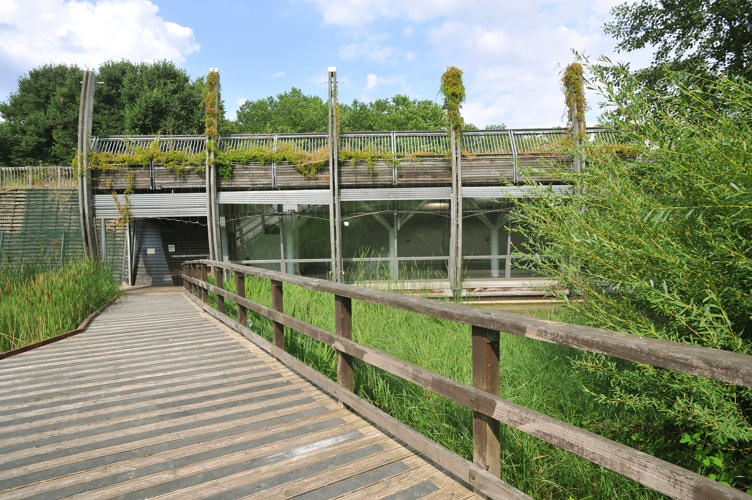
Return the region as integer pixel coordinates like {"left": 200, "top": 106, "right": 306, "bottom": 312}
{"left": 186, "top": 259, "right": 752, "bottom": 387}
{"left": 182, "top": 260, "right": 752, "bottom": 500}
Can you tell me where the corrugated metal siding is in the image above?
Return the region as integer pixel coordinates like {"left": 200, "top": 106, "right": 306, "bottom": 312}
{"left": 94, "top": 193, "right": 208, "bottom": 218}
{"left": 218, "top": 190, "right": 330, "bottom": 205}
{"left": 463, "top": 185, "right": 572, "bottom": 199}
{"left": 341, "top": 187, "right": 451, "bottom": 201}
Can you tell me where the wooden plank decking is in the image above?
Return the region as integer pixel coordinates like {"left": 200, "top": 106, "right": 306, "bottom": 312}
{"left": 0, "top": 289, "right": 474, "bottom": 499}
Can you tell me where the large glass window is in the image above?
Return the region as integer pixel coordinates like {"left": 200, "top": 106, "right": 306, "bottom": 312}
{"left": 462, "top": 198, "right": 543, "bottom": 280}
{"left": 225, "top": 204, "right": 331, "bottom": 278}
{"left": 341, "top": 199, "right": 449, "bottom": 282}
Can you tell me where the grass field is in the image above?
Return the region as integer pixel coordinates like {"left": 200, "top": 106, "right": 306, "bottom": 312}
{"left": 207, "top": 272, "right": 663, "bottom": 499}
{"left": 0, "top": 259, "right": 121, "bottom": 352}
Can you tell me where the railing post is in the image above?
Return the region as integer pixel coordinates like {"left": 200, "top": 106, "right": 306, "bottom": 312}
{"left": 472, "top": 325, "right": 501, "bottom": 478}
{"left": 335, "top": 295, "right": 354, "bottom": 392}
{"left": 199, "top": 264, "right": 208, "bottom": 303}
{"left": 182, "top": 264, "right": 188, "bottom": 293}
{"left": 187, "top": 264, "right": 194, "bottom": 295}
{"left": 214, "top": 265, "right": 225, "bottom": 314}
{"left": 271, "top": 279, "right": 284, "bottom": 349}
{"left": 235, "top": 271, "right": 246, "bottom": 327}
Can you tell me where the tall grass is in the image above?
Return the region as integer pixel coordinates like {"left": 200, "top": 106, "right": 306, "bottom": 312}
{"left": 0, "top": 259, "right": 122, "bottom": 352}
{"left": 208, "top": 271, "right": 660, "bottom": 498}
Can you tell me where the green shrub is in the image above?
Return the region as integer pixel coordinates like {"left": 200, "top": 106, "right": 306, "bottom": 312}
{"left": 512, "top": 65, "right": 752, "bottom": 489}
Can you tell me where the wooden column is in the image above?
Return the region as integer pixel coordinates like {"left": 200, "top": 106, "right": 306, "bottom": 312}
{"left": 327, "top": 67, "right": 342, "bottom": 282}
{"left": 472, "top": 325, "right": 501, "bottom": 478}
{"left": 449, "top": 127, "right": 463, "bottom": 293}
{"left": 211, "top": 71, "right": 222, "bottom": 261}
{"left": 271, "top": 280, "right": 284, "bottom": 349}
{"left": 214, "top": 265, "right": 225, "bottom": 314}
{"left": 335, "top": 295, "right": 354, "bottom": 391}
{"left": 235, "top": 271, "right": 246, "bottom": 327}
{"left": 205, "top": 135, "right": 215, "bottom": 261}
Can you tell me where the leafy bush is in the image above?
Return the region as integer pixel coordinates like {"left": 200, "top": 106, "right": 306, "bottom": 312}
{"left": 512, "top": 66, "right": 752, "bottom": 489}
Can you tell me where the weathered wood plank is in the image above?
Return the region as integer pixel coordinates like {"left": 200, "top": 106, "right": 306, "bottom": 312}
{"left": 186, "top": 272, "right": 751, "bottom": 499}
{"left": 0, "top": 290, "right": 473, "bottom": 500}
{"left": 187, "top": 293, "right": 526, "bottom": 500}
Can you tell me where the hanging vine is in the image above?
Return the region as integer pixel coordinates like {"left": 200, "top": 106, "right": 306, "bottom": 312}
{"left": 440, "top": 66, "right": 466, "bottom": 135}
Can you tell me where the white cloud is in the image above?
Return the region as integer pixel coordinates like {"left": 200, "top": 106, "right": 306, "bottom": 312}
{"left": 365, "top": 73, "right": 404, "bottom": 90}
{"left": 306, "top": 0, "right": 653, "bottom": 127}
{"left": 237, "top": 98, "right": 247, "bottom": 106}
{"left": 339, "top": 34, "right": 393, "bottom": 63}
{"left": 272, "top": 71, "right": 285, "bottom": 78}
{"left": 0, "top": 0, "right": 198, "bottom": 70}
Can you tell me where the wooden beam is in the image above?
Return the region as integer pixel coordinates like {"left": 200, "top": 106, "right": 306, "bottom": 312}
{"left": 187, "top": 260, "right": 752, "bottom": 388}
{"left": 183, "top": 275, "right": 752, "bottom": 499}
{"left": 184, "top": 292, "right": 530, "bottom": 500}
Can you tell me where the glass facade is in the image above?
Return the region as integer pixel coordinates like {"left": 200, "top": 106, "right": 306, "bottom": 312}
{"left": 224, "top": 197, "right": 543, "bottom": 284}
{"left": 226, "top": 204, "right": 331, "bottom": 278}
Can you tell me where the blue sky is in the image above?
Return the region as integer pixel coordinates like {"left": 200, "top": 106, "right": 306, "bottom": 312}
{"left": 0, "top": 0, "right": 653, "bottom": 128}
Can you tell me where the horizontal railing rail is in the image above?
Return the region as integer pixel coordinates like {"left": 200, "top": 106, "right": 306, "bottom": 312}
{"left": 0, "top": 166, "right": 76, "bottom": 188}
{"left": 182, "top": 259, "right": 751, "bottom": 500}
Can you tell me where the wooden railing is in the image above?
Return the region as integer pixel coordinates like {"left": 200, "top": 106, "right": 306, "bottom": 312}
{"left": 182, "top": 259, "right": 752, "bottom": 500}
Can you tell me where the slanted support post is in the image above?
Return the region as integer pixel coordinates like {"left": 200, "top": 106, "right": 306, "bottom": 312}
{"left": 271, "top": 279, "right": 284, "bottom": 349}
{"left": 327, "top": 66, "right": 343, "bottom": 282}
{"left": 235, "top": 271, "right": 246, "bottom": 327}
{"left": 214, "top": 265, "right": 225, "bottom": 314}
{"left": 335, "top": 295, "right": 354, "bottom": 392}
{"left": 472, "top": 325, "right": 501, "bottom": 479}
{"left": 77, "top": 69, "right": 99, "bottom": 260}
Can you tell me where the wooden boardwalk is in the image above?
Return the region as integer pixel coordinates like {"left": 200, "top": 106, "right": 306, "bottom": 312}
{"left": 0, "top": 289, "right": 473, "bottom": 499}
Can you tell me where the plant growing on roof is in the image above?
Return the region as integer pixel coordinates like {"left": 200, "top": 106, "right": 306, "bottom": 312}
{"left": 440, "top": 67, "right": 465, "bottom": 135}
{"left": 203, "top": 70, "right": 220, "bottom": 141}
{"left": 562, "top": 62, "right": 587, "bottom": 141}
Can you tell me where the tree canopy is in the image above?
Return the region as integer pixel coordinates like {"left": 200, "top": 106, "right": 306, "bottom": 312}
{"left": 235, "top": 87, "right": 327, "bottom": 133}
{"left": 0, "top": 64, "right": 82, "bottom": 166}
{"left": 235, "top": 89, "right": 449, "bottom": 133}
{"left": 605, "top": 0, "right": 752, "bottom": 80}
{"left": 0, "top": 61, "right": 208, "bottom": 166}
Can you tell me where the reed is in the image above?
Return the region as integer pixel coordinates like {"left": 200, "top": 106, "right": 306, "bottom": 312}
{"left": 0, "top": 259, "right": 121, "bottom": 352}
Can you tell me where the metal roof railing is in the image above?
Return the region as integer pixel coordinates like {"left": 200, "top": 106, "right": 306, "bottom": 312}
{"left": 89, "top": 128, "right": 618, "bottom": 158}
